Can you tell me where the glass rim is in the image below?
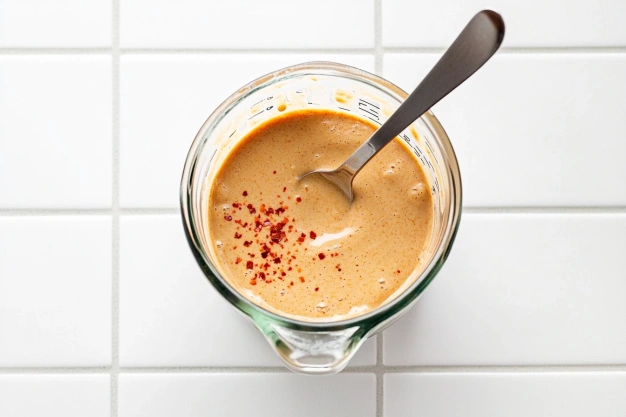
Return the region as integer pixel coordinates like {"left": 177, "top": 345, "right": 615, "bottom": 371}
{"left": 181, "top": 61, "right": 462, "bottom": 332}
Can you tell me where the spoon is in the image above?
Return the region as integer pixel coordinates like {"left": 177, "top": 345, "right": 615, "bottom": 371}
{"left": 301, "top": 10, "right": 505, "bottom": 203}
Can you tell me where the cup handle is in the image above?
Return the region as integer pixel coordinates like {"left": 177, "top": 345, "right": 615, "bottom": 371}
{"left": 259, "top": 323, "right": 365, "bottom": 374}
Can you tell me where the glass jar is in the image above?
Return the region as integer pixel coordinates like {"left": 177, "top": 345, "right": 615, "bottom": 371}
{"left": 181, "top": 61, "right": 462, "bottom": 374}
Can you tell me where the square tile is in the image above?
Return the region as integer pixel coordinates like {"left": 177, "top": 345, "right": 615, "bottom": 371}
{"left": 385, "top": 373, "right": 626, "bottom": 417}
{"left": 0, "top": 375, "right": 110, "bottom": 417}
{"left": 0, "top": 217, "right": 112, "bottom": 366}
{"left": 384, "top": 214, "right": 626, "bottom": 366}
{"left": 119, "top": 215, "right": 375, "bottom": 367}
{"left": 119, "top": 373, "right": 375, "bottom": 417}
{"left": 0, "top": 56, "right": 112, "bottom": 208}
{"left": 0, "top": 0, "right": 111, "bottom": 47}
{"left": 120, "top": 54, "right": 374, "bottom": 208}
{"left": 384, "top": 54, "right": 626, "bottom": 207}
{"left": 382, "top": 0, "right": 626, "bottom": 47}
{"left": 120, "top": 0, "right": 374, "bottom": 48}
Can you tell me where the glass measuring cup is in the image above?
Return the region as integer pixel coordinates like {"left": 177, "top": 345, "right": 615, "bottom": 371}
{"left": 181, "top": 62, "right": 462, "bottom": 374}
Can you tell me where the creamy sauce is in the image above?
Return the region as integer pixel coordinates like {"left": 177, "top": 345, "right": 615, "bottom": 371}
{"left": 208, "top": 109, "right": 433, "bottom": 321}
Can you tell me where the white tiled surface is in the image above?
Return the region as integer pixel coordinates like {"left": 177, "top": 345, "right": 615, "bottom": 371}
{"left": 385, "top": 373, "right": 626, "bottom": 417}
{"left": 0, "top": 375, "right": 110, "bottom": 417}
{"left": 0, "top": 1, "right": 111, "bottom": 47}
{"left": 382, "top": 0, "right": 626, "bottom": 47}
{"left": 0, "top": 56, "right": 112, "bottom": 208}
{"left": 0, "top": 217, "right": 112, "bottom": 366}
{"left": 119, "top": 373, "right": 376, "bottom": 417}
{"left": 2, "top": 0, "right": 626, "bottom": 416}
{"left": 120, "top": 0, "right": 375, "bottom": 49}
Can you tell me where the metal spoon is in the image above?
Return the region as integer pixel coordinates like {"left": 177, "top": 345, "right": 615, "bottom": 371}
{"left": 301, "top": 10, "right": 505, "bottom": 203}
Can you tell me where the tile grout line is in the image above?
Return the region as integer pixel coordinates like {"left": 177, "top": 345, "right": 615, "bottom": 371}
{"left": 2, "top": 364, "right": 626, "bottom": 375}
{"left": 111, "top": 0, "right": 120, "bottom": 415}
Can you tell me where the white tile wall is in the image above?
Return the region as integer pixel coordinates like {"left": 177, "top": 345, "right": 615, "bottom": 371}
{"left": 382, "top": 0, "right": 626, "bottom": 47}
{"left": 0, "top": 56, "right": 112, "bottom": 208}
{"left": 0, "top": 217, "right": 112, "bottom": 366}
{"left": 2, "top": 0, "right": 625, "bottom": 416}
{"left": 120, "top": 0, "right": 375, "bottom": 49}
{"left": 0, "top": 1, "right": 111, "bottom": 47}
{"left": 0, "top": 375, "right": 110, "bottom": 417}
{"left": 119, "top": 373, "right": 376, "bottom": 417}
{"left": 385, "top": 373, "right": 626, "bottom": 417}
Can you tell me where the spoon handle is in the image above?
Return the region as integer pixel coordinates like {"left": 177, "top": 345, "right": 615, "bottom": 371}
{"left": 341, "top": 10, "right": 505, "bottom": 176}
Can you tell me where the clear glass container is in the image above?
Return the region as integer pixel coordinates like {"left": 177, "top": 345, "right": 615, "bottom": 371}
{"left": 181, "top": 62, "right": 462, "bottom": 374}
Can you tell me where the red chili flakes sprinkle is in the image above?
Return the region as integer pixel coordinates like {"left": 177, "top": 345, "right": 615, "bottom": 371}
{"left": 233, "top": 202, "right": 240, "bottom": 208}
{"left": 396, "top": 270, "right": 401, "bottom": 274}
{"left": 297, "top": 232, "right": 306, "bottom": 243}
{"left": 290, "top": 281, "right": 294, "bottom": 286}
{"left": 336, "top": 264, "right": 341, "bottom": 271}
{"left": 273, "top": 170, "right": 276, "bottom": 174}
{"left": 288, "top": 267, "right": 293, "bottom": 271}
{"left": 318, "top": 253, "right": 326, "bottom": 260}
{"left": 266, "top": 207, "right": 274, "bottom": 215}
{"left": 283, "top": 187, "right": 287, "bottom": 192}
{"left": 250, "top": 279, "right": 257, "bottom": 285}
{"left": 246, "top": 261, "right": 254, "bottom": 270}
{"left": 296, "top": 196, "right": 302, "bottom": 202}
{"left": 234, "top": 232, "right": 242, "bottom": 239}
{"left": 274, "top": 257, "right": 281, "bottom": 264}
{"left": 299, "top": 277, "right": 305, "bottom": 283}
{"left": 259, "top": 272, "right": 266, "bottom": 281}
{"left": 235, "top": 257, "right": 242, "bottom": 264}
{"left": 224, "top": 215, "right": 232, "bottom": 221}
{"left": 243, "top": 241, "right": 252, "bottom": 247}
{"left": 242, "top": 191, "right": 248, "bottom": 197}
{"left": 263, "top": 263, "right": 270, "bottom": 269}
{"left": 275, "top": 207, "right": 285, "bottom": 215}
{"left": 310, "top": 231, "right": 317, "bottom": 239}
{"left": 314, "top": 287, "right": 319, "bottom": 292}
{"left": 281, "top": 271, "right": 286, "bottom": 277}
{"left": 261, "top": 251, "right": 269, "bottom": 259}
{"left": 247, "top": 204, "right": 256, "bottom": 214}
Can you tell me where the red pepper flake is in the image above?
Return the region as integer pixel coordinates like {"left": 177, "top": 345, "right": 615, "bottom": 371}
{"left": 247, "top": 204, "right": 256, "bottom": 214}
{"left": 396, "top": 270, "right": 401, "bottom": 274}
{"left": 259, "top": 272, "right": 266, "bottom": 281}
{"left": 273, "top": 170, "right": 276, "bottom": 174}
{"left": 297, "top": 233, "right": 306, "bottom": 243}
{"left": 234, "top": 232, "right": 242, "bottom": 239}
{"left": 242, "top": 191, "right": 248, "bottom": 196}
{"left": 224, "top": 215, "right": 232, "bottom": 221}
{"left": 267, "top": 207, "right": 274, "bottom": 215}
{"left": 275, "top": 207, "right": 285, "bottom": 215}
{"left": 296, "top": 196, "right": 302, "bottom": 202}
{"left": 314, "top": 287, "right": 319, "bottom": 292}
{"left": 274, "top": 257, "right": 281, "bottom": 264}
{"left": 250, "top": 279, "right": 257, "bottom": 285}
{"left": 288, "top": 267, "right": 292, "bottom": 271}
{"left": 299, "top": 277, "right": 305, "bottom": 283}
{"left": 235, "top": 257, "right": 242, "bottom": 264}
{"left": 243, "top": 241, "right": 252, "bottom": 247}
{"left": 233, "top": 202, "right": 240, "bottom": 208}
{"left": 261, "top": 251, "right": 269, "bottom": 259}
{"left": 318, "top": 253, "right": 326, "bottom": 260}
{"left": 290, "top": 281, "right": 294, "bottom": 286}
{"left": 310, "top": 231, "right": 317, "bottom": 239}
{"left": 263, "top": 263, "right": 270, "bottom": 270}
{"left": 281, "top": 271, "right": 286, "bottom": 277}
{"left": 283, "top": 187, "right": 286, "bottom": 192}
{"left": 246, "top": 261, "right": 254, "bottom": 270}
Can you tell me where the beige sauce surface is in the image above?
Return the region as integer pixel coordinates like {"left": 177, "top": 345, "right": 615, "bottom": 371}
{"left": 208, "top": 109, "right": 433, "bottom": 321}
